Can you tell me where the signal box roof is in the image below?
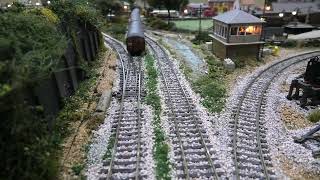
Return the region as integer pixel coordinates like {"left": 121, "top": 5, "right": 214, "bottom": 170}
{"left": 213, "top": 9, "right": 264, "bottom": 25}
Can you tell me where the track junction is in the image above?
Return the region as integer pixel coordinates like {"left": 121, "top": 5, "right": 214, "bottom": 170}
{"left": 86, "top": 32, "right": 320, "bottom": 179}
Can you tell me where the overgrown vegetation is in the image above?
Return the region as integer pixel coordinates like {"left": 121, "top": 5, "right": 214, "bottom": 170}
{"left": 193, "top": 55, "right": 226, "bottom": 112}
{"left": 72, "top": 164, "right": 85, "bottom": 175}
{"left": 281, "top": 40, "right": 297, "bottom": 48}
{"left": 146, "top": 16, "right": 176, "bottom": 31}
{"left": 191, "top": 31, "right": 211, "bottom": 45}
{"left": 145, "top": 54, "right": 171, "bottom": 180}
{"left": 159, "top": 38, "right": 226, "bottom": 113}
{"left": 0, "top": 1, "right": 104, "bottom": 179}
{"left": 308, "top": 109, "right": 320, "bottom": 123}
{"left": 102, "top": 15, "right": 128, "bottom": 42}
{"left": 103, "top": 133, "right": 116, "bottom": 160}
{"left": 0, "top": 11, "right": 66, "bottom": 180}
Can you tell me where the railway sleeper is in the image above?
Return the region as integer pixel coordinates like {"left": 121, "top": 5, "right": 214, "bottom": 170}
{"left": 114, "top": 152, "right": 138, "bottom": 159}
{"left": 167, "top": 115, "right": 197, "bottom": 121}
{"left": 176, "top": 169, "right": 223, "bottom": 179}
{"left": 111, "top": 124, "right": 138, "bottom": 129}
{"left": 238, "top": 132, "right": 267, "bottom": 139}
{"left": 237, "top": 156, "right": 265, "bottom": 166}
{"left": 99, "top": 174, "right": 148, "bottom": 180}
{"left": 112, "top": 126, "right": 140, "bottom": 131}
{"left": 116, "top": 140, "right": 142, "bottom": 146}
{"left": 174, "top": 156, "right": 219, "bottom": 163}
{"left": 100, "top": 167, "right": 136, "bottom": 174}
{"left": 238, "top": 171, "right": 276, "bottom": 180}
{"left": 172, "top": 142, "right": 213, "bottom": 151}
{"left": 175, "top": 163, "right": 221, "bottom": 171}
{"left": 175, "top": 131, "right": 208, "bottom": 138}
{"left": 172, "top": 138, "right": 210, "bottom": 145}
{"left": 173, "top": 128, "right": 206, "bottom": 134}
{"left": 229, "top": 123, "right": 267, "bottom": 132}
{"left": 174, "top": 149, "right": 209, "bottom": 156}
{"left": 234, "top": 145, "right": 270, "bottom": 154}
{"left": 103, "top": 159, "right": 143, "bottom": 166}
{"left": 116, "top": 135, "right": 139, "bottom": 141}
{"left": 115, "top": 143, "right": 140, "bottom": 151}
{"left": 117, "top": 131, "right": 141, "bottom": 137}
{"left": 238, "top": 164, "right": 262, "bottom": 172}
{"left": 236, "top": 132, "right": 267, "bottom": 140}
{"left": 237, "top": 127, "right": 267, "bottom": 135}
{"left": 231, "top": 133, "right": 266, "bottom": 140}
{"left": 234, "top": 121, "right": 265, "bottom": 128}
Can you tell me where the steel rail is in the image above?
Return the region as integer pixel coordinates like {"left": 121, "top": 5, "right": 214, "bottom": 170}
{"left": 135, "top": 59, "right": 142, "bottom": 180}
{"left": 146, "top": 37, "right": 190, "bottom": 179}
{"left": 146, "top": 35, "right": 219, "bottom": 179}
{"left": 103, "top": 34, "right": 143, "bottom": 180}
{"left": 233, "top": 50, "right": 320, "bottom": 179}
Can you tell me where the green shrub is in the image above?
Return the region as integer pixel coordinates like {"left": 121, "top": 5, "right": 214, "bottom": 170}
{"left": 102, "top": 22, "right": 127, "bottom": 42}
{"left": 193, "top": 55, "right": 226, "bottom": 112}
{"left": 0, "top": 12, "right": 66, "bottom": 94}
{"left": 0, "top": 12, "right": 67, "bottom": 180}
{"left": 308, "top": 109, "right": 320, "bottom": 123}
{"left": 282, "top": 40, "right": 297, "bottom": 48}
{"left": 147, "top": 17, "right": 176, "bottom": 31}
{"left": 72, "top": 164, "right": 85, "bottom": 175}
{"left": 304, "top": 39, "right": 320, "bottom": 47}
{"left": 192, "top": 31, "right": 211, "bottom": 45}
{"left": 50, "top": 0, "right": 103, "bottom": 28}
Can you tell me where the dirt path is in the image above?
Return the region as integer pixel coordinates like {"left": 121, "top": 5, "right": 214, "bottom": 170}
{"left": 59, "top": 50, "right": 117, "bottom": 179}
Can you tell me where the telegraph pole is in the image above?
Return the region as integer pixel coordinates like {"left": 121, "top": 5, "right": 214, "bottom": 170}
{"left": 198, "top": 4, "right": 202, "bottom": 44}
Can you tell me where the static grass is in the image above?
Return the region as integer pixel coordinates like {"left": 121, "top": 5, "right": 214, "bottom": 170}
{"left": 192, "top": 56, "right": 226, "bottom": 112}
{"left": 308, "top": 109, "right": 320, "bottom": 123}
{"left": 103, "top": 132, "right": 116, "bottom": 160}
{"left": 172, "top": 19, "right": 213, "bottom": 31}
{"left": 160, "top": 37, "right": 226, "bottom": 113}
{"left": 145, "top": 54, "right": 171, "bottom": 180}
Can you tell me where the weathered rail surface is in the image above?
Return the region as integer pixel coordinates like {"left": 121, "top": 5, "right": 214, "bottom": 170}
{"left": 101, "top": 34, "right": 147, "bottom": 180}
{"left": 231, "top": 51, "right": 320, "bottom": 180}
{"left": 146, "top": 35, "right": 224, "bottom": 179}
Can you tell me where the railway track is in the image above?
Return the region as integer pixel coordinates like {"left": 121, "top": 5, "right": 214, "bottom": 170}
{"left": 231, "top": 51, "right": 320, "bottom": 179}
{"left": 146, "top": 36, "right": 224, "bottom": 179}
{"left": 101, "top": 34, "right": 147, "bottom": 180}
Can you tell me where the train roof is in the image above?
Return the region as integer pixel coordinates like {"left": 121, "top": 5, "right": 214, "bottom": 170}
{"left": 130, "top": 8, "right": 141, "bottom": 22}
{"left": 127, "top": 20, "right": 144, "bottom": 38}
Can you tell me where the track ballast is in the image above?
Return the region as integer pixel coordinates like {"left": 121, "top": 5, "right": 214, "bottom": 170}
{"left": 231, "top": 51, "right": 320, "bottom": 180}
{"left": 146, "top": 36, "right": 224, "bottom": 179}
{"left": 102, "top": 35, "right": 147, "bottom": 180}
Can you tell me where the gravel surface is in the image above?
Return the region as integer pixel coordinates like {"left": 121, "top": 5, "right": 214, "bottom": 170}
{"left": 224, "top": 52, "right": 320, "bottom": 179}
{"left": 86, "top": 43, "right": 122, "bottom": 179}
{"left": 148, "top": 35, "right": 233, "bottom": 178}
{"left": 140, "top": 104, "right": 156, "bottom": 180}
{"left": 86, "top": 40, "right": 155, "bottom": 180}
{"left": 86, "top": 99, "right": 119, "bottom": 179}
{"left": 264, "top": 61, "right": 320, "bottom": 178}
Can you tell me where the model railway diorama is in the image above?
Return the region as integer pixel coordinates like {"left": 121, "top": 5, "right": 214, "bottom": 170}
{"left": 88, "top": 6, "right": 320, "bottom": 180}
{"left": 2, "top": 1, "right": 320, "bottom": 180}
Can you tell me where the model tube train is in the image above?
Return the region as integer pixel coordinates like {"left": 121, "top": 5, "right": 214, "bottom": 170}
{"left": 126, "top": 7, "right": 145, "bottom": 56}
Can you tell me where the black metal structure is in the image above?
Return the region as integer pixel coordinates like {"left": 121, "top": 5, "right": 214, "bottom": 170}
{"left": 126, "top": 8, "right": 145, "bottom": 56}
{"left": 287, "top": 56, "right": 320, "bottom": 107}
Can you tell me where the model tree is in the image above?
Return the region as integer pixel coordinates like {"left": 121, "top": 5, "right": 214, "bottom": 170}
{"left": 94, "top": 0, "right": 122, "bottom": 17}
{"left": 148, "top": 0, "right": 188, "bottom": 24}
